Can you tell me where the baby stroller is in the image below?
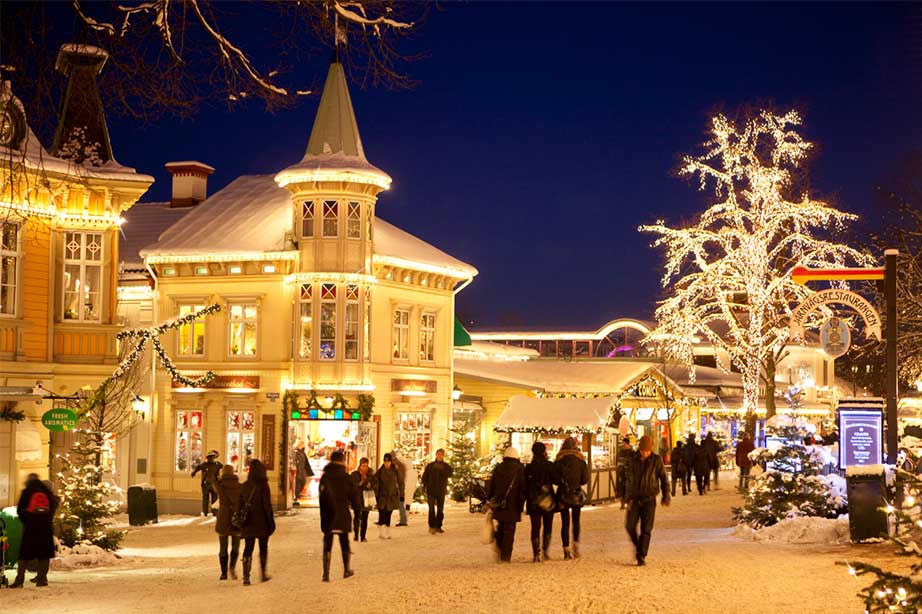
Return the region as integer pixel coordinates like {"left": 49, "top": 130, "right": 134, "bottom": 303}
{"left": 468, "top": 476, "right": 490, "bottom": 514}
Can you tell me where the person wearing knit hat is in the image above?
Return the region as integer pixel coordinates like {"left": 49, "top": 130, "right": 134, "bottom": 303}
{"left": 623, "top": 434, "right": 670, "bottom": 567}
{"left": 487, "top": 446, "right": 525, "bottom": 562}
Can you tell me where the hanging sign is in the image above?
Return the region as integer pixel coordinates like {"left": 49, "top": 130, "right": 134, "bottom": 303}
{"left": 789, "top": 289, "right": 881, "bottom": 341}
{"left": 819, "top": 316, "right": 851, "bottom": 358}
{"left": 41, "top": 408, "right": 77, "bottom": 432}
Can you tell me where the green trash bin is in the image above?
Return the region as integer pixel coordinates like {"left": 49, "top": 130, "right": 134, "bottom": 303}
{"left": 0, "top": 506, "right": 23, "bottom": 568}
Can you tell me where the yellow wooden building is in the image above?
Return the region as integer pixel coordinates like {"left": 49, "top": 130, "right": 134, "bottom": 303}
{"left": 0, "top": 44, "right": 153, "bottom": 506}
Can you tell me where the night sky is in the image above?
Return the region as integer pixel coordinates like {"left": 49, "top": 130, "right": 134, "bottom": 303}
{"left": 39, "top": 3, "right": 922, "bottom": 328}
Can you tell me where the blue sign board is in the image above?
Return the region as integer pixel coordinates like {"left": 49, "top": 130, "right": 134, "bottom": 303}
{"left": 838, "top": 408, "right": 883, "bottom": 468}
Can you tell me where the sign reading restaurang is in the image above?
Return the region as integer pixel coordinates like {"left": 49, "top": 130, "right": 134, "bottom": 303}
{"left": 789, "top": 289, "right": 882, "bottom": 341}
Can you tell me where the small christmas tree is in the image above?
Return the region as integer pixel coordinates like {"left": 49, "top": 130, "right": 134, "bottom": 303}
{"left": 846, "top": 469, "right": 920, "bottom": 612}
{"left": 447, "top": 415, "right": 479, "bottom": 502}
{"left": 733, "top": 389, "right": 844, "bottom": 527}
{"left": 57, "top": 443, "right": 124, "bottom": 550}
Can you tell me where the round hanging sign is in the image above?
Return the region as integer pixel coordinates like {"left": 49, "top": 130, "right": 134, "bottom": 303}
{"left": 41, "top": 408, "right": 78, "bottom": 432}
{"left": 819, "top": 316, "right": 851, "bottom": 359}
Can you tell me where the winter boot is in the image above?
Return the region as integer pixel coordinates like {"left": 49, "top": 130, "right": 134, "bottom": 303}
{"left": 378, "top": 524, "right": 385, "bottom": 539}
{"left": 542, "top": 533, "right": 552, "bottom": 560}
{"left": 219, "top": 554, "right": 229, "bottom": 580}
{"left": 572, "top": 542, "right": 580, "bottom": 559}
{"left": 34, "top": 560, "right": 49, "bottom": 587}
{"left": 384, "top": 525, "right": 392, "bottom": 539}
{"left": 259, "top": 551, "right": 270, "bottom": 583}
{"left": 9, "top": 560, "right": 26, "bottom": 588}
{"left": 229, "top": 550, "right": 238, "bottom": 580}
{"left": 242, "top": 556, "right": 252, "bottom": 586}
{"left": 342, "top": 542, "right": 354, "bottom": 579}
{"left": 322, "top": 551, "right": 331, "bottom": 582}
{"left": 563, "top": 547, "right": 573, "bottom": 560}
{"left": 531, "top": 537, "right": 541, "bottom": 562}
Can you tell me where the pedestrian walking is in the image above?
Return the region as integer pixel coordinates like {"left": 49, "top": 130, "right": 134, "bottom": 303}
{"left": 391, "top": 451, "right": 409, "bottom": 526}
{"left": 615, "top": 437, "right": 634, "bottom": 509}
{"left": 692, "top": 437, "right": 710, "bottom": 495}
{"left": 422, "top": 448, "right": 453, "bottom": 534}
{"left": 214, "top": 464, "right": 241, "bottom": 581}
{"left": 375, "top": 453, "right": 403, "bottom": 539}
{"left": 683, "top": 434, "right": 699, "bottom": 493}
{"left": 238, "top": 459, "right": 275, "bottom": 585}
{"left": 10, "top": 474, "right": 58, "bottom": 588}
{"left": 524, "top": 441, "right": 559, "bottom": 562}
{"left": 487, "top": 447, "right": 525, "bottom": 563}
{"left": 192, "top": 450, "right": 222, "bottom": 516}
{"left": 350, "top": 457, "right": 375, "bottom": 542}
{"left": 703, "top": 432, "right": 721, "bottom": 490}
{"left": 319, "top": 451, "right": 363, "bottom": 582}
{"left": 735, "top": 432, "right": 756, "bottom": 492}
{"left": 624, "top": 435, "right": 670, "bottom": 566}
{"left": 670, "top": 440, "right": 688, "bottom": 496}
{"left": 292, "top": 439, "right": 314, "bottom": 506}
{"left": 555, "top": 436, "right": 589, "bottom": 560}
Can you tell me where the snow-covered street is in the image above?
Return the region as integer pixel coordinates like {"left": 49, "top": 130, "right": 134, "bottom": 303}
{"left": 5, "top": 484, "right": 893, "bottom": 613}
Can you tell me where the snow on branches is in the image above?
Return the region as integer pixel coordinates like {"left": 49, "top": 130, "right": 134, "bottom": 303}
{"left": 640, "top": 109, "right": 871, "bottom": 415}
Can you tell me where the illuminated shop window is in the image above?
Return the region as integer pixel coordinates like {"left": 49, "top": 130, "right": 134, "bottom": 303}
{"left": 226, "top": 411, "right": 256, "bottom": 473}
{"left": 175, "top": 410, "right": 203, "bottom": 472}
{"left": 394, "top": 412, "right": 431, "bottom": 464}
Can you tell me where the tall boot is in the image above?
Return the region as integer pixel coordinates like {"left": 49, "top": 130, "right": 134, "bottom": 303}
{"left": 9, "top": 560, "right": 27, "bottom": 588}
{"left": 378, "top": 524, "right": 385, "bottom": 540}
{"left": 531, "top": 537, "right": 541, "bottom": 563}
{"left": 384, "top": 525, "right": 392, "bottom": 540}
{"left": 259, "top": 551, "right": 270, "bottom": 583}
{"left": 342, "top": 538, "right": 354, "bottom": 578}
{"left": 322, "top": 551, "right": 331, "bottom": 582}
{"left": 542, "top": 532, "right": 552, "bottom": 561}
{"left": 563, "top": 546, "right": 573, "bottom": 560}
{"left": 242, "top": 556, "right": 252, "bottom": 586}
{"left": 35, "top": 560, "right": 49, "bottom": 587}
{"left": 229, "top": 550, "right": 238, "bottom": 580}
{"left": 219, "top": 554, "right": 229, "bottom": 580}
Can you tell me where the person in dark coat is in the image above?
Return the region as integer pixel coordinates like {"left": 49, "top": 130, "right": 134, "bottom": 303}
{"left": 350, "top": 457, "right": 375, "bottom": 542}
{"left": 320, "top": 451, "right": 363, "bottom": 582}
{"left": 615, "top": 437, "right": 634, "bottom": 509}
{"left": 670, "top": 441, "right": 688, "bottom": 496}
{"left": 238, "top": 459, "right": 275, "bottom": 585}
{"left": 292, "top": 439, "right": 314, "bottom": 506}
{"left": 214, "top": 464, "right": 241, "bottom": 581}
{"left": 192, "top": 450, "right": 223, "bottom": 516}
{"left": 375, "top": 453, "right": 403, "bottom": 539}
{"left": 391, "top": 451, "right": 409, "bottom": 526}
{"left": 703, "top": 432, "right": 721, "bottom": 490}
{"left": 524, "top": 441, "right": 559, "bottom": 562}
{"left": 421, "top": 448, "right": 453, "bottom": 534}
{"left": 487, "top": 447, "right": 526, "bottom": 563}
{"left": 735, "top": 432, "right": 756, "bottom": 492}
{"left": 555, "top": 436, "right": 589, "bottom": 559}
{"left": 624, "top": 435, "right": 670, "bottom": 566}
{"left": 692, "top": 436, "right": 710, "bottom": 495}
{"left": 684, "top": 434, "right": 701, "bottom": 494}
{"left": 11, "top": 474, "right": 58, "bottom": 588}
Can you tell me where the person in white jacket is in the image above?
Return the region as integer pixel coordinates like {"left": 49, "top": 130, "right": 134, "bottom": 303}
{"left": 404, "top": 463, "right": 419, "bottom": 517}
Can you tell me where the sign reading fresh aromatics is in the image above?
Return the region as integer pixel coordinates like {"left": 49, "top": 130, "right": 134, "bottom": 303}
{"left": 41, "top": 408, "right": 78, "bottom": 432}
{"left": 789, "top": 289, "right": 882, "bottom": 341}
{"left": 838, "top": 407, "right": 884, "bottom": 468}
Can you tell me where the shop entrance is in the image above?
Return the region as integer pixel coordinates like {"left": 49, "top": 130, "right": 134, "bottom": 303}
{"left": 288, "top": 419, "right": 378, "bottom": 504}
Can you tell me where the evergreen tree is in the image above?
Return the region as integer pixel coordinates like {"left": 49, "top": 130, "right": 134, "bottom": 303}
{"left": 447, "top": 415, "right": 479, "bottom": 502}
{"left": 57, "top": 445, "right": 125, "bottom": 550}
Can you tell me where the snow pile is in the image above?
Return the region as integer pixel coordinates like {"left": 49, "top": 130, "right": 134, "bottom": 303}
{"left": 52, "top": 541, "right": 122, "bottom": 570}
{"left": 845, "top": 464, "right": 886, "bottom": 477}
{"left": 733, "top": 515, "right": 850, "bottom": 545}
{"left": 825, "top": 473, "right": 847, "bottom": 509}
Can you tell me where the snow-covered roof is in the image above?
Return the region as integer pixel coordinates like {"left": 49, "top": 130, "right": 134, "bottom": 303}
{"left": 453, "top": 341, "right": 539, "bottom": 361}
{"left": 139, "top": 173, "right": 476, "bottom": 277}
{"left": 495, "top": 395, "right": 617, "bottom": 432}
{"left": 453, "top": 358, "right": 674, "bottom": 394}
{"left": 119, "top": 201, "right": 195, "bottom": 268}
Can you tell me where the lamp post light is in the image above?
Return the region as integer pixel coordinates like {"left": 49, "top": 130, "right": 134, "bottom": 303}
{"left": 131, "top": 394, "right": 147, "bottom": 421}
{"left": 452, "top": 385, "right": 463, "bottom": 401}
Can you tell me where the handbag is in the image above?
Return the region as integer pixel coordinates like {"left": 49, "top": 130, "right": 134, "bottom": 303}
{"left": 231, "top": 486, "right": 257, "bottom": 531}
{"left": 559, "top": 479, "right": 588, "bottom": 507}
{"left": 480, "top": 509, "right": 496, "bottom": 545}
{"left": 362, "top": 489, "right": 377, "bottom": 511}
{"left": 535, "top": 484, "right": 556, "bottom": 512}
{"left": 489, "top": 475, "right": 517, "bottom": 511}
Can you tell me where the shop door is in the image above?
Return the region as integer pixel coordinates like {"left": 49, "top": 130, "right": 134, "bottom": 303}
{"left": 357, "top": 421, "right": 378, "bottom": 467}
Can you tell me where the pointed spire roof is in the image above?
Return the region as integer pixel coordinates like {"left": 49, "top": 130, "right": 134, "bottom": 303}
{"left": 275, "top": 61, "right": 390, "bottom": 190}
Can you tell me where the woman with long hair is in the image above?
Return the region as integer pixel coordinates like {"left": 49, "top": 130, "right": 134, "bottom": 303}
{"left": 239, "top": 459, "right": 275, "bottom": 585}
{"left": 374, "top": 453, "right": 403, "bottom": 539}
{"left": 214, "top": 464, "right": 241, "bottom": 580}
{"left": 555, "top": 437, "right": 589, "bottom": 559}
{"left": 350, "top": 457, "right": 375, "bottom": 542}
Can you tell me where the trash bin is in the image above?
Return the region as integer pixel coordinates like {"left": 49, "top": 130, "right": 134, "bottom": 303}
{"left": 127, "top": 485, "right": 158, "bottom": 526}
{"left": 846, "top": 466, "right": 889, "bottom": 542}
{"left": 0, "top": 507, "right": 22, "bottom": 568}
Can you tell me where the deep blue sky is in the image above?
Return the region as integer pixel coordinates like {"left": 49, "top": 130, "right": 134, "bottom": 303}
{"left": 99, "top": 3, "right": 921, "bottom": 328}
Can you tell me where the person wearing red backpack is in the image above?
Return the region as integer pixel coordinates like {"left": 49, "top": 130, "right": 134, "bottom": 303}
{"left": 11, "top": 473, "right": 58, "bottom": 588}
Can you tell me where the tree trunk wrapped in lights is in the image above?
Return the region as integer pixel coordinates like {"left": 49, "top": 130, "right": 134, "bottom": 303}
{"left": 640, "top": 109, "right": 870, "bottom": 418}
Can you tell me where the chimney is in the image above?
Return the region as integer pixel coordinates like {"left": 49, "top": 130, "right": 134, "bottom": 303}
{"left": 165, "top": 161, "right": 215, "bottom": 208}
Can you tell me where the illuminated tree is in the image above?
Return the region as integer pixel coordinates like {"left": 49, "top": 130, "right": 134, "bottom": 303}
{"left": 640, "top": 109, "right": 870, "bottom": 419}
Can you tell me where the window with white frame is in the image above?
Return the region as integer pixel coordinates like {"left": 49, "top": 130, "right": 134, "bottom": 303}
{"left": 178, "top": 303, "right": 206, "bottom": 356}
{"left": 0, "top": 222, "right": 19, "bottom": 316}
{"left": 299, "top": 284, "right": 312, "bottom": 359}
{"left": 393, "top": 307, "right": 409, "bottom": 360}
{"left": 347, "top": 202, "right": 361, "bottom": 239}
{"left": 226, "top": 410, "right": 256, "bottom": 473}
{"left": 228, "top": 303, "right": 258, "bottom": 356}
{"left": 363, "top": 288, "right": 371, "bottom": 361}
{"left": 344, "top": 284, "right": 359, "bottom": 360}
{"left": 301, "top": 200, "right": 314, "bottom": 238}
{"left": 322, "top": 200, "right": 338, "bottom": 237}
{"left": 175, "top": 410, "right": 203, "bottom": 472}
{"left": 63, "top": 231, "right": 103, "bottom": 321}
{"left": 420, "top": 312, "right": 436, "bottom": 362}
{"left": 320, "top": 283, "right": 336, "bottom": 359}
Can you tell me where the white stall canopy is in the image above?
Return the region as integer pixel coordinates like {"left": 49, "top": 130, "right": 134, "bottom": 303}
{"left": 494, "top": 395, "right": 618, "bottom": 433}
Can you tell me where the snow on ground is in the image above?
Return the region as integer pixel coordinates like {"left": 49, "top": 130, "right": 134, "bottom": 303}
{"left": 732, "top": 515, "right": 851, "bottom": 545}
{"left": 2, "top": 480, "right": 903, "bottom": 613}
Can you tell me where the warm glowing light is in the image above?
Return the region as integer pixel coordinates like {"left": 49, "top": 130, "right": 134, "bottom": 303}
{"left": 145, "top": 251, "right": 299, "bottom": 264}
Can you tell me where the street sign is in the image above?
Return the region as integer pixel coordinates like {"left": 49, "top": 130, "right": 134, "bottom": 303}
{"left": 792, "top": 265, "right": 885, "bottom": 285}
{"left": 265, "top": 392, "right": 280, "bottom": 402}
{"left": 41, "top": 408, "right": 77, "bottom": 432}
{"left": 789, "top": 288, "right": 881, "bottom": 341}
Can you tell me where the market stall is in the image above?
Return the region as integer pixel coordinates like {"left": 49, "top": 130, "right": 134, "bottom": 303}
{"left": 493, "top": 395, "right": 619, "bottom": 504}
